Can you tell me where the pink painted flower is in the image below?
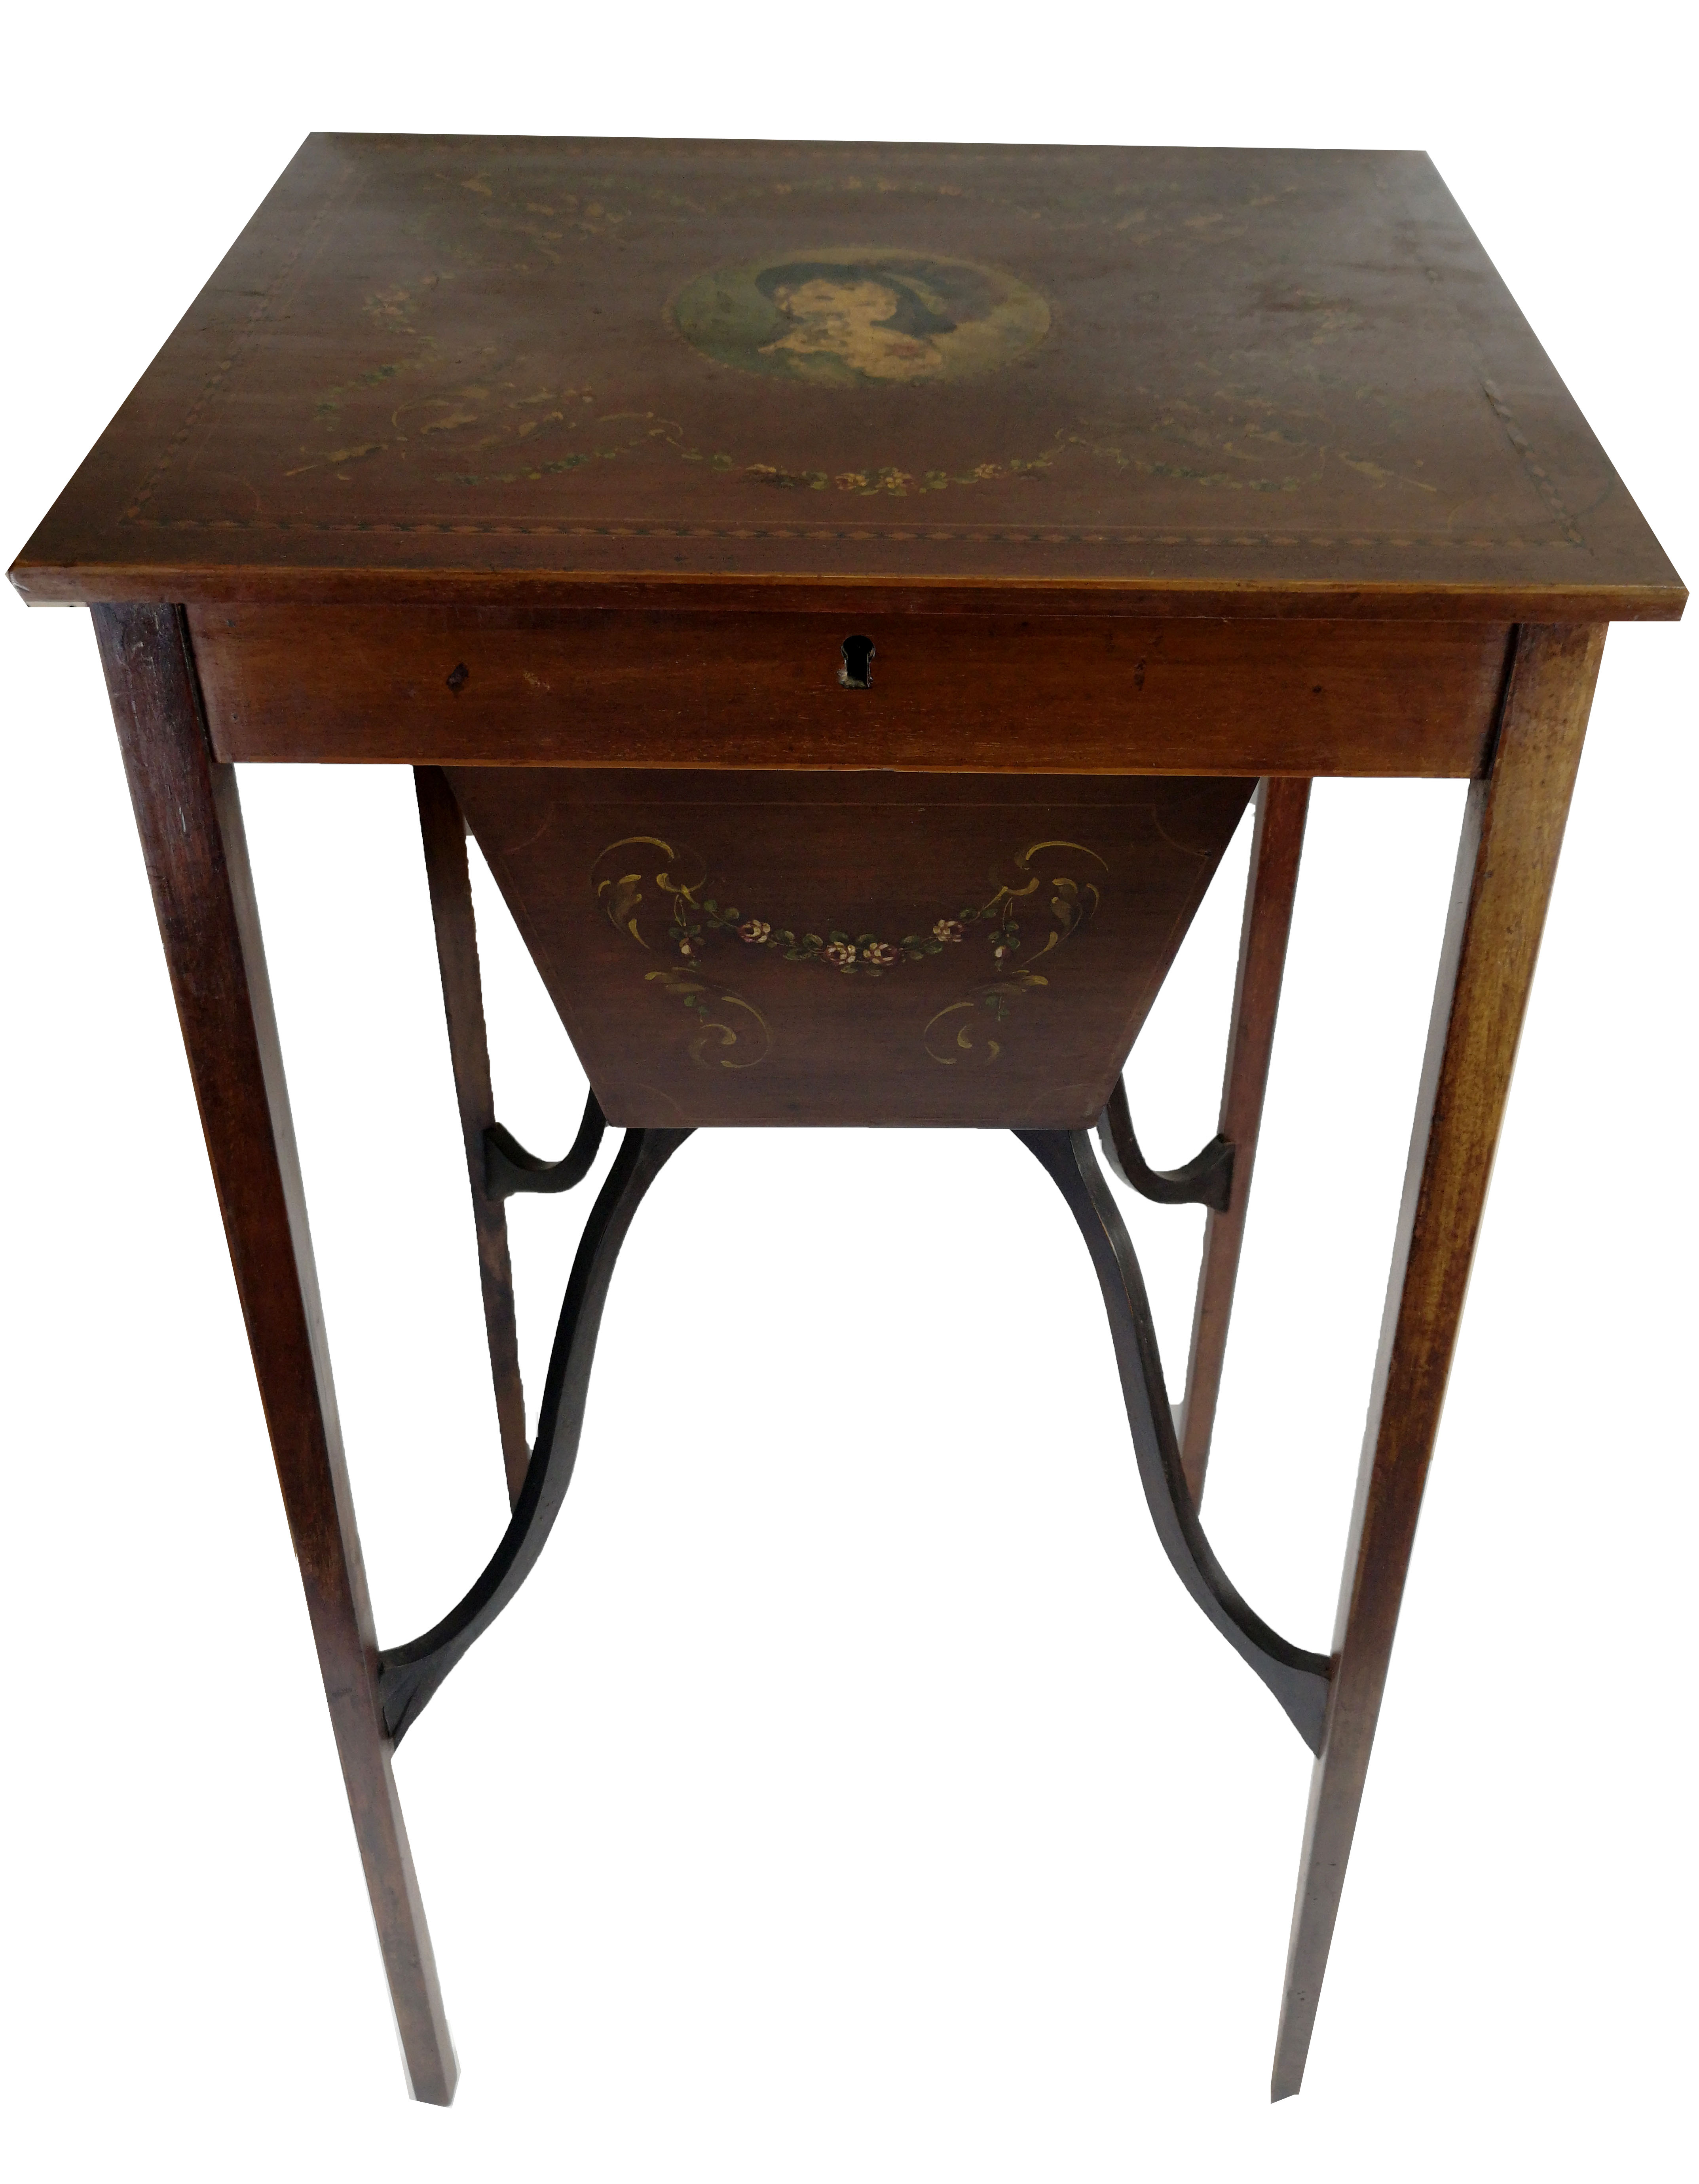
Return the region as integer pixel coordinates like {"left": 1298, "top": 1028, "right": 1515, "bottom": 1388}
{"left": 933, "top": 918, "right": 966, "bottom": 944}
{"left": 738, "top": 919, "right": 771, "bottom": 943}
{"left": 862, "top": 941, "right": 897, "bottom": 966}
{"left": 822, "top": 941, "right": 856, "bottom": 968}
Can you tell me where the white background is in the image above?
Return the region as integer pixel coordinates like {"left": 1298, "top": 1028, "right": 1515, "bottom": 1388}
{"left": 2, "top": 6, "right": 1693, "bottom": 2176}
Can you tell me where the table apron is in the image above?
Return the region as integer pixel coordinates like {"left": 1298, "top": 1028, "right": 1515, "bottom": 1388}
{"left": 188, "top": 606, "right": 1511, "bottom": 777}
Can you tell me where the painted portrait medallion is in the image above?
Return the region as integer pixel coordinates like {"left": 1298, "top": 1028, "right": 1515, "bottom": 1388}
{"left": 670, "top": 247, "right": 1051, "bottom": 386}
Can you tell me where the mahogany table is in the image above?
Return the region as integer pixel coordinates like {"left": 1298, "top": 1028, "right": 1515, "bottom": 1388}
{"left": 11, "top": 135, "right": 1684, "bottom": 2106}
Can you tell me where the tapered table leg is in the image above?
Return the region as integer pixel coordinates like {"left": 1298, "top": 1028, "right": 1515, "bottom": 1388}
{"left": 415, "top": 765, "right": 530, "bottom": 1507}
{"left": 1177, "top": 776, "right": 1310, "bottom": 1505}
{"left": 94, "top": 603, "right": 459, "bottom": 2105}
{"left": 1270, "top": 624, "right": 1605, "bottom": 2100}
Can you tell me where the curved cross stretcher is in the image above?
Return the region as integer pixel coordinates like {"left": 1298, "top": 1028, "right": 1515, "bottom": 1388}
{"left": 375, "top": 1099, "right": 1329, "bottom": 1753}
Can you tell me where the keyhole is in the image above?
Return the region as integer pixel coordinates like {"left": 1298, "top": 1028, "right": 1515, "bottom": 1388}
{"left": 839, "top": 634, "right": 875, "bottom": 689}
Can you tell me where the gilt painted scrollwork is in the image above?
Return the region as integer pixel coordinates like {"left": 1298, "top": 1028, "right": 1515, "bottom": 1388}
{"left": 921, "top": 840, "right": 1103, "bottom": 1064}
{"left": 592, "top": 832, "right": 1105, "bottom": 1071}
{"left": 642, "top": 965, "right": 773, "bottom": 1070}
{"left": 594, "top": 836, "right": 771, "bottom": 1070}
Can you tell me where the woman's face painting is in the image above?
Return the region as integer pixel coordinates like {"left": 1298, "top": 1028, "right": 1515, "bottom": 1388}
{"left": 671, "top": 248, "right": 1050, "bottom": 387}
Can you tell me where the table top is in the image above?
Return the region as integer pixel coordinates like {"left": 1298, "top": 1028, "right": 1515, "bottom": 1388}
{"left": 11, "top": 135, "right": 1683, "bottom": 622}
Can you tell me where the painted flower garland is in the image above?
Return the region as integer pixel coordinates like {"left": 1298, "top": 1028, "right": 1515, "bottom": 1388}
{"left": 593, "top": 834, "right": 1104, "bottom": 1065}
{"left": 669, "top": 899, "right": 1017, "bottom": 979}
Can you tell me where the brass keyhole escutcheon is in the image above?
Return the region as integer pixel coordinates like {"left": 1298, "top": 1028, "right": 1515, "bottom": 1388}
{"left": 839, "top": 635, "right": 875, "bottom": 689}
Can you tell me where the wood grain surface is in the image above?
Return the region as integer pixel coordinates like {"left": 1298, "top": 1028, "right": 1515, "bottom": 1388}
{"left": 1270, "top": 622, "right": 1606, "bottom": 2099}
{"left": 1177, "top": 776, "right": 1310, "bottom": 1502}
{"left": 445, "top": 768, "right": 1255, "bottom": 1126}
{"left": 92, "top": 601, "right": 459, "bottom": 2104}
{"left": 191, "top": 605, "right": 1511, "bottom": 775}
{"left": 11, "top": 138, "right": 1683, "bottom": 620}
{"left": 414, "top": 765, "right": 530, "bottom": 1505}
{"left": 27, "top": 120, "right": 1681, "bottom": 2121}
